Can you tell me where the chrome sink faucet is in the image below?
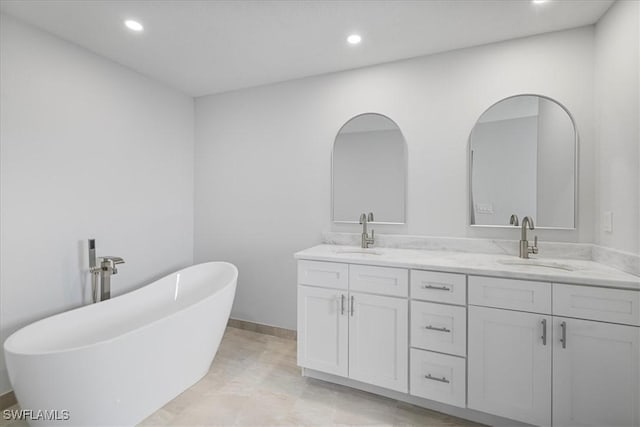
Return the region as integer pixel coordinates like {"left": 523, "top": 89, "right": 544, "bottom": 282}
{"left": 359, "top": 212, "right": 375, "bottom": 248}
{"left": 88, "top": 239, "right": 125, "bottom": 302}
{"left": 519, "top": 216, "right": 539, "bottom": 259}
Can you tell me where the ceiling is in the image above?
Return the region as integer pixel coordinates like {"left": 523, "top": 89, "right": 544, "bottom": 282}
{"left": 0, "top": 0, "right": 614, "bottom": 97}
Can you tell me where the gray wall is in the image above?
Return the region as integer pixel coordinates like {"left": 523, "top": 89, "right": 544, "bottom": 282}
{"left": 0, "top": 15, "right": 195, "bottom": 393}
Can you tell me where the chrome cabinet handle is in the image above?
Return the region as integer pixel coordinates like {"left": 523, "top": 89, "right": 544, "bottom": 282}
{"left": 350, "top": 296, "right": 354, "bottom": 316}
{"left": 541, "top": 319, "right": 547, "bottom": 345}
{"left": 422, "top": 284, "right": 451, "bottom": 291}
{"left": 340, "top": 294, "right": 345, "bottom": 315}
{"left": 560, "top": 321, "right": 567, "bottom": 348}
{"left": 425, "top": 325, "right": 451, "bottom": 333}
{"left": 425, "top": 374, "right": 450, "bottom": 384}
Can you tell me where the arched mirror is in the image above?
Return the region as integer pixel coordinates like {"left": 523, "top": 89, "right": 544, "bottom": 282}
{"left": 469, "top": 95, "right": 577, "bottom": 229}
{"left": 332, "top": 113, "right": 407, "bottom": 224}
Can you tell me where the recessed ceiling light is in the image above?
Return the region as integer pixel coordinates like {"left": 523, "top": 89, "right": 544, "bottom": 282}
{"left": 347, "top": 34, "right": 362, "bottom": 45}
{"left": 532, "top": 0, "right": 548, "bottom": 4}
{"left": 124, "top": 20, "right": 144, "bottom": 32}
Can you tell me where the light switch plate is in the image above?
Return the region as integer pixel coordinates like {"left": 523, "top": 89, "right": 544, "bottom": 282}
{"left": 603, "top": 211, "right": 613, "bottom": 233}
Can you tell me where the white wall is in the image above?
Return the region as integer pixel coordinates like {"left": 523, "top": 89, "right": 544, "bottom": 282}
{"left": 594, "top": 0, "right": 640, "bottom": 254}
{"left": 195, "top": 27, "right": 595, "bottom": 330}
{"left": 0, "top": 15, "right": 195, "bottom": 393}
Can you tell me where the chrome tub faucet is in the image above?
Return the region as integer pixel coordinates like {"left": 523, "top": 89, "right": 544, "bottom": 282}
{"left": 88, "top": 239, "right": 125, "bottom": 302}
{"left": 519, "top": 216, "right": 539, "bottom": 259}
{"left": 359, "top": 212, "right": 375, "bottom": 248}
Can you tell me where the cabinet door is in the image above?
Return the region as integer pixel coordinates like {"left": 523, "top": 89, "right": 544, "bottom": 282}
{"left": 468, "top": 306, "right": 551, "bottom": 426}
{"left": 297, "top": 285, "right": 348, "bottom": 376}
{"left": 348, "top": 292, "right": 408, "bottom": 392}
{"left": 553, "top": 317, "right": 640, "bottom": 427}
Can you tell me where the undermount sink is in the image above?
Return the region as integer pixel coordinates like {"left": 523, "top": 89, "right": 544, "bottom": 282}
{"left": 334, "top": 248, "right": 383, "bottom": 255}
{"left": 498, "top": 259, "right": 575, "bottom": 272}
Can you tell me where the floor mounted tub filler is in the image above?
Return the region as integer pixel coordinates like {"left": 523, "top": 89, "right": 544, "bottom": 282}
{"left": 4, "top": 261, "right": 238, "bottom": 426}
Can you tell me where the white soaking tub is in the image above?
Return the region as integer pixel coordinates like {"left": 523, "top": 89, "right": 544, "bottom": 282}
{"left": 4, "top": 261, "right": 238, "bottom": 426}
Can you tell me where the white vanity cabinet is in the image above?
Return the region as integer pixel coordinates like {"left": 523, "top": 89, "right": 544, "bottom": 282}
{"left": 297, "top": 261, "right": 409, "bottom": 393}
{"left": 297, "top": 285, "right": 348, "bottom": 376}
{"left": 552, "top": 317, "right": 640, "bottom": 427}
{"left": 348, "top": 291, "right": 408, "bottom": 392}
{"left": 409, "top": 270, "right": 468, "bottom": 408}
{"left": 296, "top": 247, "right": 640, "bottom": 427}
{"left": 552, "top": 284, "right": 640, "bottom": 427}
{"left": 468, "top": 276, "right": 640, "bottom": 427}
{"left": 468, "top": 305, "right": 552, "bottom": 426}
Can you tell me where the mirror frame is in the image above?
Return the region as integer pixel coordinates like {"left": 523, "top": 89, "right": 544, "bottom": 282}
{"left": 467, "top": 94, "right": 579, "bottom": 230}
{"left": 332, "top": 112, "right": 408, "bottom": 225}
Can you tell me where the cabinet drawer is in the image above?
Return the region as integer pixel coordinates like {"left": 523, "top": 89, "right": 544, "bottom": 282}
{"left": 349, "top": 265, "right": 408, "bottom": 297}
{"left": 411, "top": 301, "right": 466, "bottom": 356}
{"left": 411, "top": 270, "right": 466, "bottom": 305}
{"left": 298, "top": 260, "right": 348, "bottom": 290}
{"left": 468, "top": 276, "right": 551, "bottom": 314}
{"left": 553, "top": 284, "right": 640, "bottom": 326}
{"left": 410, "top": 348, "right": 466, "bottom": 408}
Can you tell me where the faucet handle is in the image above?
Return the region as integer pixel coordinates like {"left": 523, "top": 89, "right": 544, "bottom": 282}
{"left": 100, "top": 256, "right": 125, "bottom": 275}
{"left": 531, "top": 236, "right": 539, "bottom": 255}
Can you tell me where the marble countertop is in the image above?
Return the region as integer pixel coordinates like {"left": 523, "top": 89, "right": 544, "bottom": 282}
{"left": 294, "top": 244, "right": 640, "bottom": 290}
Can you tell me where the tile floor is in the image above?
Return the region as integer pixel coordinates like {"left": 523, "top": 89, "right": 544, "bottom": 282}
{"left": 1, "top": 327, "right": 483, "bottom": 426}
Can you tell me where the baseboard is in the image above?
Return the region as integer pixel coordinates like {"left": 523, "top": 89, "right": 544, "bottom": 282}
{"left": 227, "top": 318, "right": 296, "bottom": 340}
{"left": 0, "top": 390, "right": 16, "bottom": 410}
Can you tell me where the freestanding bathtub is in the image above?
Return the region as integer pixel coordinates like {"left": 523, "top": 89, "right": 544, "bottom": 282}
{"left": 4, "top": 261, "right": 238, "bottom": 426}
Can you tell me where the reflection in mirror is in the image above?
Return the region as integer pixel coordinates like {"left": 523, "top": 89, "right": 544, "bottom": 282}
{"left": 469, "top": 95, "right": 576, "bottom": 229}
{"left": 333, "top": 113, "right": 406, "bottom": 224}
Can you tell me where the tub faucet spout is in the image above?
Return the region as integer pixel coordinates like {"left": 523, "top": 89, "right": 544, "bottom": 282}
{"left": 103, "top": 256, "right": 125, "bottom": 274}
{"left": 88, "top": 239, "right": 125, "bottom": 303}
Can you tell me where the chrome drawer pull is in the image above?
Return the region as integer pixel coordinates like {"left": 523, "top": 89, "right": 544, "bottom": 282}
{"left": 425, "top": 325, "right": 451, "bottom": 333}
{"left": 422, "top": 284, "right": 451, "bottom": 291}
{"left": 340, "top": 294, "right": 345, "bottom": 316}
{"left": 541, "top": 319, "right": 547, "bottom": 346}
{"left": 425, "top": 374, "right": 450, "bottom": 384}
{"left": 350, "top": 295, "right": 354, "bottom": 316}
{"left": 560, "top": 321, "right": 567, "bottom": 348}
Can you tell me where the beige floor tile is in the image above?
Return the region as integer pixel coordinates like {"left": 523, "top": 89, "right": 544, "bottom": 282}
{"left": 235, "top": 390, "right": 297, "bottom": 426}
{"left": 288, "top": 396, "right": 337, "bottom": 426}
{"left": 138, "top": 408, "right": 177, "bottom": 426}
{"left": 394, "top": 402, "right": 473, "bottom": 427}
{"left": 175, "top": 393, "right": 245, "bottom": 427}
{"left": 139, "top": 327, "right": 483, "bottom": 427}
